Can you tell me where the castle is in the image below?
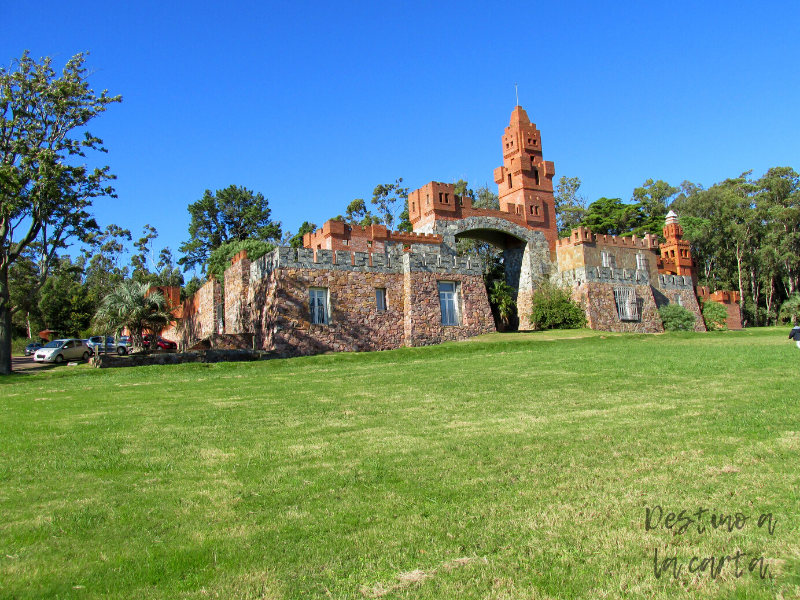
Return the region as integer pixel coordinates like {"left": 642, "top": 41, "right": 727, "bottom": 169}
{"left": 173, "top": 106, "right": 742, "bottom": 355}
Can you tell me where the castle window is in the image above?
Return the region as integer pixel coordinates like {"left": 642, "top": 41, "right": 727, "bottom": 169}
{"left": 533, "top": 167, "right": 540, "bottom": 185}
{"left": 534, "top": 205, "right": 539, "bottom": 216}
{"left": 367, "top": 240, "right": 373, "bottom": 247}
{"left": 673, "top": 293, "right": 683, "bottom": 307}
{"left": 438, "top": 281, "right": 461, "bottom": 326}
{"left": 445, "top": 193, "right": 449, "bottom": 204}
{"left": 636, "top": 254, "right": 646, "bottom": 270}
{"left": 375, "top": 288, "right": 387, "bottom": 312}
{"left": 601, "top": 251, "right": 616, "bottom": 269}
{"left": 530, "top": 205, "right": 534, "bottom": 215}
{"left": 527, "top": 138, "right": 532, "bottom": 145}
{"left": 309, "top": 288, "right": 329, "bottom": 325}
{"left": 412, "top": 202, "right": 415, "bottom": 212}
{"left": 508, "top": 174, "right": 512, "bottom": 188}
{"left": 342, "top": 239, "right": 349, "bottom": 246}
{"left": 439, "top": 192, "right": 443, "bottom": 203}
{"left": 613, "top": 286, "right": 639, "bottom": 321}
{"left": 427, "top": 194, "right": 430, "bottom": 206}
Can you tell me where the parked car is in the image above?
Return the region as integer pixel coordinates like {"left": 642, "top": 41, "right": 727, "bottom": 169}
{"left": 143, "top": 335, "right": 178, "bottom": 350}
{"left": 86, "top": 336, "right": 120, "bottom": 355}
{"left": 33, "top": 339, "right": 91, "bottom": 363}
{"left": 116, "top": 336, "right": 131, "bottom": 355}
{"left": 24, "top": 342, "right": 44, "bottom": 356}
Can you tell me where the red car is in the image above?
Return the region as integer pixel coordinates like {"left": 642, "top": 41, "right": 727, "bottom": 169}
{"left": 143, "top": 335, "right": 178, "bottom": 350}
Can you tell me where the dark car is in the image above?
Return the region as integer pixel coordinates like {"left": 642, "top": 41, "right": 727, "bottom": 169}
{"left": 24, "top": 342, "right": 44, "bottom": 356}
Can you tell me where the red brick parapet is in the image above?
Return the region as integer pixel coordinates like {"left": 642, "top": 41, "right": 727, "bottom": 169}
{"left": 557, "top": 226, "right": 659, "bottom": 250}
{"left": 303, "top": 220, "right": 442, "bottom": 253}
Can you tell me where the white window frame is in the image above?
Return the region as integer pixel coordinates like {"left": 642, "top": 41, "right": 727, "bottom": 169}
{"left": 438, "top": 281, "right": 461, "bottom": 326}
{"left": 309, "top": 287, "right": 329, "bottom": 325}
{"left": 636, "top": 254, "right": 646, "bottom": 271}
{"left": 613, "top": 286, "right": 639, "bottom": 321}
{"left": 375, "top": 288, "right": 387, "bottom": 312}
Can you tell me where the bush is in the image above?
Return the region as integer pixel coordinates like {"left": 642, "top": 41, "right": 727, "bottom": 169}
{"left": 529, "top": 281, "right": 586, "bottom": 330}
{"left": 779, "top": 294, "right": 800, "bottom": 325}
{"left": 703, "top": 300, "right": 729, "bottom": 331}
{"left": 488, "top": 281, "right": 516, "bottom": 328}
{"left": 658, "top": 304, "right": 696, "bottom": 331}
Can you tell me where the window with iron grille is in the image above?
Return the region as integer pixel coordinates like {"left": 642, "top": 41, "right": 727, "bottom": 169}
{"left": 309, "top": 288, "right": 328, "bottom": 324}
{"left": 613, "top": 286, "right": 639, "bottom": 321}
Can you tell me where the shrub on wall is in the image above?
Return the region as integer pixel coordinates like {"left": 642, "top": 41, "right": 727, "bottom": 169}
{"left": 702, "top": 300, "right": 729, "bottom": 331}
{"left": 529, "top": 281, "right": 586, "bottom": 330}
{"left": 659, "top": 304, "right": 696, "bottom": 331}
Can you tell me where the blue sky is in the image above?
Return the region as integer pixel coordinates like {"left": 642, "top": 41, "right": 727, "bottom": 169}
{"left": 5, "top": 0, "right": 799, "bottom": 271}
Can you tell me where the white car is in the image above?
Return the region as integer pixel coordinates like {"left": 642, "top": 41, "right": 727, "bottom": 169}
{"left": 33, "top": 339, "right": 91, "bottom": 363}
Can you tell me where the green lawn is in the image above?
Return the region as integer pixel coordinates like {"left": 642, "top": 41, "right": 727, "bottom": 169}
{"left": 1, "top": 328, "right": 798, "bottom": 599}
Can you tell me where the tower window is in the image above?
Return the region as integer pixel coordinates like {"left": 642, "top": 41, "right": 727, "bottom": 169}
{"left": 533, "top": 167, "right": 540, "bottom": 185}
{"left": 412, "top": 202, "right": 415, "bottom": 212}
{"left": 445, "top": 193, "right": 449, "bottom": 204}
{"left": 508, "top": 174, "right": 512, "bottom": 188}
{"left": 534, "top": 205, "right": 539, "bottom": 216}
{"left": 439, "top": 192, "right": 443, "bottom": 203}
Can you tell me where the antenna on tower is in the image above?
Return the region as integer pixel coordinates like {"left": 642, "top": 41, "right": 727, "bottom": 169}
{"left": 515, "top": 83, "right": 519, "bottom": 107}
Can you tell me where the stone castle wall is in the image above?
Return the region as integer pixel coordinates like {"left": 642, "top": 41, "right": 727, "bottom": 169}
{"left": 236, "top": 246, "right": 494, "bottom": 357}
{"left": 224, "top": 251, "right": 251, "bottom": 334}
{"left": 178, "top": 278, "right": 222, "bottom": 349}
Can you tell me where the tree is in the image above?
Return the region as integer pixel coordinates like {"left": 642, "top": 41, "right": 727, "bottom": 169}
{"left": 288, "top": 221, "right": 318, "bottom": 249}
{"left": 131, "top": 225, "right": 183, "bottom": 288}
{"left": 38, "top": 256, "right": 93, "bottom": 336}
{"left": 81, "top": 224, "right": 131, "bottom": 306}
{"left": 344, "top": 199, "right": 381, "bottom": 227}
{"left": 554, "top": 176, "right": 588, "bottom": 236}
{"left": 0, "top": 51, "right": 121, "bottom": 374}
{"left": 93, "top": 280, "right": 170, "bottom": 352}
{"left": 178, "top": 186, "right": 281, "bottom": 273}
{"left": 489, "top": 280, "right": 516, "bottom": 329}
{"left": 631, "top": 179, "right": 679, "bottom": 238}
{"left": 581, "top": 197, "right": 640, "bottom": 236}
{"left": 371, "top": 178, "right": 409, "bottom": 229}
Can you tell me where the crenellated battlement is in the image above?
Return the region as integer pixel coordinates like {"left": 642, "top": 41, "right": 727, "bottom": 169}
{"left": 248, "top": 245, "right": 484, "bottom": 283}
{"left": 556, "top": 226, "right": 659, "bottom": 250}
{"left": 303, "top": 220, "right": 443, "bottom": 254}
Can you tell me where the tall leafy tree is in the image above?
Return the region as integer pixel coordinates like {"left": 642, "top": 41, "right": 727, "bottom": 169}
{"left": 288, "top": 221, "right": 317, "bottom": 249}
{"left": 38, "top": 256, "right": 93, "bottom": 336}
{"left": 554, "top": 175, "right": 588, "bottom": 236}
{"left": 631, "top": 179, "right": 679, "bottom": 237}
{"left": 0, "top": 51, "right": 121, "bottom": 374}
{"left": 371, "top": 178, "right": 409, "bottom": 230}
{"left": 178, "top": 185, "right": 281, "bottom": 273}
{"left": 131, "top": 225, "right": 183, "bottom": 287}
{"left": 581, "top": 197, "right": 641, "bottom": 236}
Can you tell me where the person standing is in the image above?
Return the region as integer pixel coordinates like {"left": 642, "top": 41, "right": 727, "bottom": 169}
{"left": 790, "top": 325, "right": 800, "bottom": 349}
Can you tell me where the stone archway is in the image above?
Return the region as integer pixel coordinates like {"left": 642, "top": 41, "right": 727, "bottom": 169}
{"left": 422, "top": 216, "right": 551, "bottom": 331}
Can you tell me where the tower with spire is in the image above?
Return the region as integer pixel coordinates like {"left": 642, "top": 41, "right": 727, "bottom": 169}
{"left": 659, "top": 210, "right": 697, "bottom": 286}
{"left": 493, "top": 106, "right": 558, "bottom": 248}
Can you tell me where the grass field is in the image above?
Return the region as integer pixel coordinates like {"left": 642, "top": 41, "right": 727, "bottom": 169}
{"left": 1, "top": 328, "right": 798, "bottom": 599}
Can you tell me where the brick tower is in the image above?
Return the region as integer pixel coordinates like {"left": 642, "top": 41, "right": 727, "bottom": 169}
{"left": 493, "top": 106, "right": 558, "bottom": 248}
{"left": 659, "top": 210, "right": 697, "bottom": 286}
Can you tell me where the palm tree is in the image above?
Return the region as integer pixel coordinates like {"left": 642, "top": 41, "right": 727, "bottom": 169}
{"left": 94, "top": 281, "right": 172, "bottom": 353}
{"left": 489, "top": 280, "right": 517, "bottom": 330}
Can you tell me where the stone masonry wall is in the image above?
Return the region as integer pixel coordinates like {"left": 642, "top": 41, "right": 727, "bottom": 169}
{"left": 224, "top": 252, "right": 251, "bottom": 334}
{"left": 178, "top": 278, "right": 222, "bottom": 349}
{"left": 242, "top": 246, "right": 494, "bottom": 357}
{"left": 574, "top": 282, "right": 664, "bottom": 333}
